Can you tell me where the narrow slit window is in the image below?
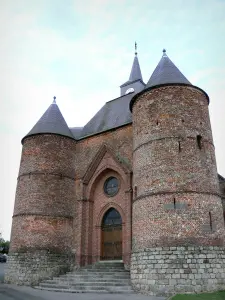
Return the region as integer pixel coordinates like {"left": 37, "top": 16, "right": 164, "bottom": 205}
{"left": 156, "top": 120, "right": 159, "bottom": 126}
{"left": 174, "top": 198, "right": 176, "bottom": 209}
{"left": 178, "top": 141, "right": 181, "bottom": 152}
{"left": 134, "top": 186, "right": 137, "bottom": 198}
{"left": 209, "top": 212, "right": 212, "bottom": 231}
{"left": 197, "top": 135, "right": 202, "bottom": 150}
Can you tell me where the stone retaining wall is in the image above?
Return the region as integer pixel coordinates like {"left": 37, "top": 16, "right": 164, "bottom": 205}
{"left": 131, "top": 246, "right": 225, "bottom": 296}
{"left": 4, "top": 251, "right": 74, "bottom": 285}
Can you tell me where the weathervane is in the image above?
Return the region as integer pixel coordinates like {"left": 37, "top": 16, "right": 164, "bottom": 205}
{"left": 135, "top": 41, "right": 137, "bottom": 55}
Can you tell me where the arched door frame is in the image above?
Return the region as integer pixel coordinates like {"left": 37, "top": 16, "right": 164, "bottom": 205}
{"left": 80, "top": 145, "right": 132, "bottom": 267}
{"left": 101, "top": 207, "right": 123, "bottom": 260}
{"left": 97, "top": 202, "right": 126, "bottom": 227}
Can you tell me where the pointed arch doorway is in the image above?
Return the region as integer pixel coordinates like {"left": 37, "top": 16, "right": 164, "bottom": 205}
{"left": 101, "top": 208, "right": 122, "bottom": 260}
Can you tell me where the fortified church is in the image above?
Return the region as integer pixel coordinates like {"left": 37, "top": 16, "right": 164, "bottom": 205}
{"left": 5, "top": 47, "right": 225, "bottom": 296}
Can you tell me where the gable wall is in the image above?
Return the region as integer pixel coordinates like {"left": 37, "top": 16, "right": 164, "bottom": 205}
{"left": 74, "top": 125, "right": 133, "bottom": 199}
{"left": 73, "top": 124, "right": 133, "bottom": 265}
{"left": 76, "top": 125, "right": 133, "bottom": 176}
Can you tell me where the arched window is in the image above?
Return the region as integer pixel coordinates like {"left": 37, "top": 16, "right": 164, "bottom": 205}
{"left": 102, "top": 208, "right": 122, "bottom": 226}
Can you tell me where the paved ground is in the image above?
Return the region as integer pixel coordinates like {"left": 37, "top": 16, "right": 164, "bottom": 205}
{"left": 0, "top": 263, "right": 5, "bottom": 282}
{"left": 0, "top": 264, "right": 166, "bottom": 300}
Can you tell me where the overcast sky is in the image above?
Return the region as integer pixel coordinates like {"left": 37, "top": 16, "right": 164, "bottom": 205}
{"left": 1, "top": 0, "right": 225, "bottom": 240}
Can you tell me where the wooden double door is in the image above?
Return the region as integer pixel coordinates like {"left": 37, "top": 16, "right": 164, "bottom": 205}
{"left": 101, "top": 208, "right": 122, "bottom": 260}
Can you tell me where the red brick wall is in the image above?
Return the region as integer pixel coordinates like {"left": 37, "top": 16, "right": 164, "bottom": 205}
{"left": 132, "top": 86, "right": 225, "bottom": 249}
{"left": 75, "top": 125, "right": 132, "bottom": 179}
{"left": 10, "top": 134, "right": 76, "bottom": 253}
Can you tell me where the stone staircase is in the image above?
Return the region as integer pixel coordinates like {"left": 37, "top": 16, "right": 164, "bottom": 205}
{"left": 34, "top": 261, "right": 134, "bottom": 293}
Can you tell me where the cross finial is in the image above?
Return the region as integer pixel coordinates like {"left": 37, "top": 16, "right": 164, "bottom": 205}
{"left": 53, "top": 96, "right": 56, "bottom": 104}
{"left": 135, "top": 41, "right": 137, "bottom": 55}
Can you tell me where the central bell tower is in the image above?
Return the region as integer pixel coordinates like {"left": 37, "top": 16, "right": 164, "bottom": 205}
{"left": 120, "top": 43, "right": 146, "bottom": 96}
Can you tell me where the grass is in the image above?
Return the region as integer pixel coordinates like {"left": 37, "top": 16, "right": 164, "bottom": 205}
{"left": 171, "top": 291, "right": 225, "bottom": 300}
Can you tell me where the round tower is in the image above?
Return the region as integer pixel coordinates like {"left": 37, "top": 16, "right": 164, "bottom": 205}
{"left": 130, "top": 51, "right": 225, "bottom": 296}
{"left": 5, "top": 98, "right": 76, "bottom": 285}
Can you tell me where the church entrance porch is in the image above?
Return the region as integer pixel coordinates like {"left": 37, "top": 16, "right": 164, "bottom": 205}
{"left": 77, "top": 147, "right": 132, "bottom": 268}
{"left": 101, "top": 208, "right": 122, "bottom": 260}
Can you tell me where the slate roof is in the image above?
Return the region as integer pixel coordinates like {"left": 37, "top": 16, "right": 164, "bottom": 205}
{"left": 146, "top": 50, "right": 191, "bottom": 88}
{"left": 22, "top": 101, "right": 74, "bottom": 143}
{"left": 69, "top": 127, "right": 83, "bottom": 139}
{"left": 120, "top": 55, "right": 144, "bottom": 87}
{"left": 218, "top": 174, "right": 225, "bottom": 182}
{"left": 129, "top": 55, "right": 143, "bottom": 81}
{"left": 22, "top": 50, "right": 196, "bottom": 142}
{"left": 78, "top": 92, "right": 133, "bottom": 139}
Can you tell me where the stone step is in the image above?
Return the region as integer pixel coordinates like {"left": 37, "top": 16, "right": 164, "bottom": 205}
{"left": 86, "top": 267, "right": 126, "bottom": 272}
{"left": 48, "top": 278, "right": 131, "bottom": 283}
{"left": 72, "top": 268, "right": 128, "bottom": 272}
{"left": 35, "top": 261, "right": 133, "bottom": 294}
{"left": 63, "top": 273, "right": 130, "bottom": 279}
{"left": 65, "top": 271, "right": 130, "bottom": 275}
{"left": 71, "top": 283, "right": 132, "bottom": 288}
{"left": 39, "top": 282, "right": 132, "bottom": 289}
{"left": 34, "top": 286, "right": 135, "bottom": 294}
{"left": 89, "top": 264, "right": 124, "bottom": 268}
{"left": 98, "top": 260, "right": 123, "bottom": 262}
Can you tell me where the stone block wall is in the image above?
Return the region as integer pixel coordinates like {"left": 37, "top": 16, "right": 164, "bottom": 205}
{"left": 5, "top": 251, "right": 74, "bottom": 285}
{"left": 131, "top": 246, "right": 225, "bottom": 296}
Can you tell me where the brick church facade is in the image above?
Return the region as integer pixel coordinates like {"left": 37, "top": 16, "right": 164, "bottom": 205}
{"left": 5, "top": 49, "right": 225, "bottom": 295}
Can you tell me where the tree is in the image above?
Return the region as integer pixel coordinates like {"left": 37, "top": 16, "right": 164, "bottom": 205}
{"left": 0, "top": 233, "right": 10, "bottom": 254}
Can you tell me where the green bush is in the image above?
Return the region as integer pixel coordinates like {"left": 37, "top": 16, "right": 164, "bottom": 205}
{"left": 172, "top": 291, "right": 225, "bottom": 300}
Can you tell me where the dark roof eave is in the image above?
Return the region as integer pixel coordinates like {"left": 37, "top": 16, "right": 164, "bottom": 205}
{"left": 120, "top": 79, "right": 146, "bottom": 88}
{"left": 21, "top": 132, "right": 76, "bottom": 145}
{"left": 77, "top": 122, "right": 132, "bottom": 141}
{"left": 129, "top": 83, "right": 210, "bottom": 112}
{"left": 218, "top": 174, "right": 225, "bottom": 181}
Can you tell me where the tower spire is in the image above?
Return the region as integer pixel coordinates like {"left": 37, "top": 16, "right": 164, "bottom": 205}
{"left": 129, "top": 43, "right": 143, "bottom": 82}
{"left": 120, "top": 43, "right": 145, "bottom": 96}
{"left": 135, "top": 41, "right": 137, "bottom": 56}
{"left": 162, "top": 48, "right": 167, "bottom": 57}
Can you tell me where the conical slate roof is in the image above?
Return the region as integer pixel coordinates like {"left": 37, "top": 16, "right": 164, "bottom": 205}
{"left": 129, "top": 54, "right": 143, "bottom": 82}
{"left": 120, "top": 51, "right": 144, "bottom": 88}
{"left": 22, "top": 98, "right": 74, "bottom": 143}
{"left": 146, "top": 50, "right": 191, "bottom": 88}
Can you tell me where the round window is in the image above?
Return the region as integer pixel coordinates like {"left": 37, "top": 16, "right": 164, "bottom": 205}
{"left": 104, "top": 177, "right": 119, "bottom": 197}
